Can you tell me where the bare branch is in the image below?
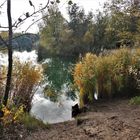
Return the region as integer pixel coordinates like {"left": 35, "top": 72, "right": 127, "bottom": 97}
{"left": 12, "top": 13, "right": 29, "bottom": 29}
{"left": 0, "top": 0, "right": 66, "bottom": 31}
{"left": 25, "top": 14, "right": 49, "bottom": 33}
{"left": 13, "top": 0, "right": 50, "bottom": 28}
{"left": 25, "top": 18, "right": 42, "bottom": 33}
{"left": 29, "top": 0, "right": 35, "bottom": 12}
{"left": 0, "top": 0, "right": 6, "bottom": 8}
{"left": 25, "top": 0, "right": 70, "bottom": 32}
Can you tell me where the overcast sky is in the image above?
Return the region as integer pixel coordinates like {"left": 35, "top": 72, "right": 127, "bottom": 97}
{"left": 0, "top": 0, "right": 107, "bottom": 33}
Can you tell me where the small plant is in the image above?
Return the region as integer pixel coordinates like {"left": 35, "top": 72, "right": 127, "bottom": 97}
{"left": 20, "top": 113, "right": 50, "bottom": 131}
{"left": 130, "top": 96, "right": 140, "bottom": 105}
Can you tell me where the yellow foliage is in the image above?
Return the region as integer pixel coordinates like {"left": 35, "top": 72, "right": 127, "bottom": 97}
{"left": 1, "top": 105, "right": 24, "bottom": 125}
{"left": 0, "top": 66, "right": 7, "bottom": 100}
{"left": 73, "top": 63, "right": 83, "bottom": 88}
{"left": 11, "top": 60, "right": 43, "bottom": 111}
{"left": 0, "top": 60, "right": 43, "bottom": 112}
{"left": 79, "top": 88, "right": 84, "bottom": 108}
{"left": 83, "top": 31, "right": 93, "bottom": 44}
{"left": 13, "top": 105, "right": 24, "bottom": 121}
{"left": 0, "top": 31, "right": 8, "bottom": 40}
{"left": 74, "top": 48, "right": 140, "bottom": 107}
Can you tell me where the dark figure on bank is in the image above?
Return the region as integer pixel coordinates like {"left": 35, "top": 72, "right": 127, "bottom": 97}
{"left": 72, "top": 104, "right": 80, "bottom": 117}
{"left": 72, "top": 104, "right": 89, "bottom": 118}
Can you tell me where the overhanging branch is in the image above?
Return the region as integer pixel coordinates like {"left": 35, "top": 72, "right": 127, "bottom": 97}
{"left": 13, "top": 0, "right": 50, "bottom": 28}
{"left": 25, "top": 14, "right": 49, "bottom": 33}
{"left": 0, "top": 0, "right": 6, "bottom": 8}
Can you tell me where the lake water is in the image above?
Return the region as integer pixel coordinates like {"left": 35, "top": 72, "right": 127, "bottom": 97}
{"left": 0, "top": 51, "right": 78, "bottom": 124}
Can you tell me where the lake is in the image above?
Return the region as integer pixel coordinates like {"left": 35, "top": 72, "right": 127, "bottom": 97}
{"left": 0, "top": 51, "right": 78, "bottom": 124}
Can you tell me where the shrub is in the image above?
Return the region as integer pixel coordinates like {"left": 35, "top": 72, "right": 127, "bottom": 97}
{"left": 0, "top": 105, "right": 49, "bottom": 132}
{"left": 11, "top": 60, "right": 43, "bottom": 112}
{"left": 0, "top": 105, "right": 24, "bottom": 126}
{"left": 130, "top": 96, "right": 140, "bottom": 105}
{"left": 73, "top": 48, "right": 140, "bottom": 107}
{"left": 0, "top": 58, "right": 43, "bottom": 112}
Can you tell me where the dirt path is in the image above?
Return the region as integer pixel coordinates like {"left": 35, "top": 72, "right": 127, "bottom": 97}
{"left": 26, "top": 99, "right": 140, "bottom": 140}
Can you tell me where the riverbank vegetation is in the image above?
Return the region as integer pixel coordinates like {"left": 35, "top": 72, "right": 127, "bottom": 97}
{"left": 74, "top": 48, "right": 140, "bottom": 107}
{"left": 0, "top": 60, "right": 45, "bottom": 138}
{"left": 0, "top": 60, "right": 43, "bottom": 112}
{"left": 0, "top": 106, "right": 49, "bottom": 139}
{"left": 0, "top": 0, "right": 140, "bottom": 139}
{"left": 38, "top": 0, "right": 140, "bottom": 108}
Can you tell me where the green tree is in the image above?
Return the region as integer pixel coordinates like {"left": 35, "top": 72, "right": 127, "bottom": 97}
{"left": 39, "top": 3, "right": 95, "bottom": 59}
{"left": 92, "top": 11, "right": 108, "bottom": 53}
{"left": 38, "top": 0, "right": 140, "bottom": 60}
{"left": 103, "top": 0, "right": 140, "bottom": 48}
{"left": 67, "top": 4, "right": 94, "bottom": 55}
{"left": 39, "top": 2, "right": 66, "bottom": 56}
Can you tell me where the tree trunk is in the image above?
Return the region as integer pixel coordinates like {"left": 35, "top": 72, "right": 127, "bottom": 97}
{"left": 3, "top": 0, "right": 13, "bottom": 106}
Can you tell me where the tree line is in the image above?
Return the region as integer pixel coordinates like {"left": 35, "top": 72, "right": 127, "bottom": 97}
{"left": 0, "top": 32, "right": 39, "bottom": 52}
{"left": 38, "top": 0, "right": 140, "bottom": 60}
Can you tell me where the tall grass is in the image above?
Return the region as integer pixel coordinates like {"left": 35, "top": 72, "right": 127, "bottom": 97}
{"left": 0, "top": 66, "right": 6, "bottom": 101}
{"left": 73, "top": 48, "right": 140, "bottom": 107}
{"left": 0, "top": 60, "right": 43, "bottom": 112}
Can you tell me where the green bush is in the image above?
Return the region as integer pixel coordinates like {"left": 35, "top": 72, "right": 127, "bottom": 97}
{"left": 73, "top": 48, "right": 140, "bottom": 107}
{"left": 130, "top": 96, "right": 140, "bottom": 105}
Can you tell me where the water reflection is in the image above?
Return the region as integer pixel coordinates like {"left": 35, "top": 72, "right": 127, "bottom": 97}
{"left": 0, "top": 51, "right": 78, "bottom": 124}
{"left": 31, "top": 57, "right": 78, "bottom": 123}
{"left": 42, "top": 57, "right": 77, "bottom": 101}
{"left": 31, "top": 84, "right": 78, "bottom": 124}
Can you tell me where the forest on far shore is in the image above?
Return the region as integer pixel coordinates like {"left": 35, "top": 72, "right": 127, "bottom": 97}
{"left": 38, "top": 0, "right": 140, "bottom": 60}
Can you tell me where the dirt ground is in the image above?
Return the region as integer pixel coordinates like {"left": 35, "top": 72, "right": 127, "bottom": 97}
{"left": 25, "top": 99, "right": 140, "bottom": 140}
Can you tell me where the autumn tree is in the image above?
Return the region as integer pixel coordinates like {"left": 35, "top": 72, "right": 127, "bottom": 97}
{"left": 0, "top": 0, "right": 52, "bottom": 106}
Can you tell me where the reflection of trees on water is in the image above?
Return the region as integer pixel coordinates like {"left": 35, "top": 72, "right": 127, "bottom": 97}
{"left": 43, "top": 57, "right": 77, "bottom": 101}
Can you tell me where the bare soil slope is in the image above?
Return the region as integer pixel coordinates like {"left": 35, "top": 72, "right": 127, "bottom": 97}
{"left": 26, "top": 99, "right": 140, "bottom": 140}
